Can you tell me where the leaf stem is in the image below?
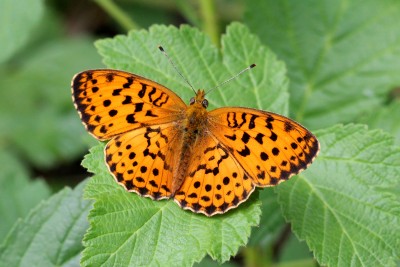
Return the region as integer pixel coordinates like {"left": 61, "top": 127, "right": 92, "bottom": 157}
{"left": 94, "top": 0, "right": 139, "bottom": 31}
{"left": 199, "top": 0, "right": 220, "bottom": 46}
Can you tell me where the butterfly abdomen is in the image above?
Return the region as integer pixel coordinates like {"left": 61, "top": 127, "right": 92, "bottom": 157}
{"left": 171, "top": 100, "right": 209, "bottom": 195}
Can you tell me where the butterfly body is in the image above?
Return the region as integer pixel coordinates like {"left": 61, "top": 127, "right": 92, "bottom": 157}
{"left": 172, "top": 89, "right": 210, "bottom": 195}
{"left": 72, "top": 69, "right": 319, "bottom": 216}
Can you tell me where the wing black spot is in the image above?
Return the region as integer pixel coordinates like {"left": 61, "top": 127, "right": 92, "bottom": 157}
{"left": 241, "top": 132, "right": 250, "bottom": 144}
{"left": 109, "top": 110, "right": 118, "bottom": 117}
{"left": 260, "top": 152, "right": 269, "bottom": 161}
{"left": 237, "top": 146, "right": 250, "bottom": 156}
{"left": 223, "top": 177, "right": 230, "bottom": 185}
{"left": 284, "top": 121, "right": 295, "bottom": 132}
{"left": 103, "top": 100, "right": 111, "bottom": 107}
{"left": 152, "top": 168, "right": 159, "bottom": 176}
{"left": 205, "top": 184, "right": 212, "bottom": 192}
{"left": 112, "top": 89, "right": 122, "bottom": 96}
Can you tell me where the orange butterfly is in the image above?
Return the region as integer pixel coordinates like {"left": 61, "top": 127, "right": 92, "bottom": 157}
{"left": 72, "top": 49, "right": 319, "bottom": 216}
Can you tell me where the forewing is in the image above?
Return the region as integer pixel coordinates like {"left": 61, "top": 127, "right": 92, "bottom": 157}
{"left": 106, "top": 123, "right": 183, "bottom": 200}
{"left": 174, "top": 135, "right": 255, "bottom": 216}
{"left": 208, "top": 107, "right": 320, "bottom": 186}
{"left": 72, "top": 69, "right": 186, "bottom": 140}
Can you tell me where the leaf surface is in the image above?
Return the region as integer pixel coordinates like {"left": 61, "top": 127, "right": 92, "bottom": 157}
{"left": 277, "top": 124, "right": 400, "bottom": 266}
{"left": 0, "top": 181, "right": 92, "bottom": 267}
{"left": 245, "top": 0, "right": 400, "bottom": 128}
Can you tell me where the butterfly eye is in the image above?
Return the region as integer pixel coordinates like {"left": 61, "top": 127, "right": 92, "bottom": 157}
{"left": 202, "top": 99, "right": 208, "bottom": 108}
{"left": 189, "top": 97, "right": 195, "bottom": 105}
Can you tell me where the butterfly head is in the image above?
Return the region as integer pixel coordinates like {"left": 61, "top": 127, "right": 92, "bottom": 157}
{"left": 189, "top": 89, "right": 208, "bottom": 109}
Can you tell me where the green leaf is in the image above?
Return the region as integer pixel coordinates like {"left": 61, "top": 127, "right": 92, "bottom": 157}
{"left": 0, "top": 180, "right": 92, "bottom": 266}
{"left": 0, "top": 38, "right": 102, "bottom": 168}
{"left": 0, "top": 0, "right": 44, "bottom": 63}
{"left": 245, "top": 0, "right": 400, "bottom": 129}
{"left": 80, "top": 23, "right": 289, "bottom": 265}
{"left": 277, "top": 124, "right": 400, "bottom": 266}
{"left": 82, "top": 144, "right": 260, "bottom": 266}
{"left": 0, "top": 150, "right": 51, "bottom": 240}
{"left": 247, "top": 188, "right": 286, "bottom": 247}
{"left": 95, "top": 23, "right": 288, "bottom": 114}
{"left": 358, "top": 100, "right": 400, "bottom": 146}
{"left": 220, "top": 23, "right": 289, "bottom": 114}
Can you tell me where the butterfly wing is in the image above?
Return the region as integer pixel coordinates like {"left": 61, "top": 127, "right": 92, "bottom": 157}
{"left": 72, "top": 69, "right": 186, "bottom": 140}
{"left": 106, "top": 123, "right": 183, "bottom": 199}
{"left": 174, "top": 134, "right": 255, "bottom": 216}
{"left": 207, "top": 107, "right": 320, "bottom": 187}
{"left": 173, "top": 106, "right": 319, "bottom": 217}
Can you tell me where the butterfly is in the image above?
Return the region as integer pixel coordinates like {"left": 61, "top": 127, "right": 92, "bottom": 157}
{"left": 71, "top": 50, "right": 319, "bottom": 216}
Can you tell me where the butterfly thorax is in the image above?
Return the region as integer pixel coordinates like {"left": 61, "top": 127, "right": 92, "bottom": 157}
{"left": 171, "top": 90, "right": 209, "bottom": 195}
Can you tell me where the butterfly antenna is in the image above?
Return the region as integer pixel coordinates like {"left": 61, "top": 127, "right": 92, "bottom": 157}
{"left": 158, "top": 46, "right": 196, "bottom": 94}
{"left": 205, "top": 64, "right": 256, "bottom": 95}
